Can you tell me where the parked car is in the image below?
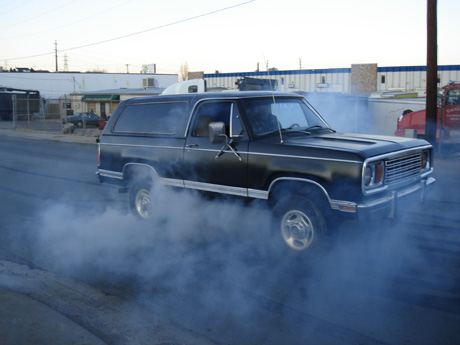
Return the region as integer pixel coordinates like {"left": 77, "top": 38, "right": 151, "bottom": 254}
{"left": 63, "top": 112, "right": 100, "bottom": 128}
{"left": 99, "top": 117, "right": 108, "bottom": 130}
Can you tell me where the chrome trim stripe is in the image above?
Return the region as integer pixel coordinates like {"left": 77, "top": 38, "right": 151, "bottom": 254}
{"left": 98, "top": 169, "right": 358, "bottom": 213}
{"left": 249, "top": 151, "right": 361, "bottom": 164}
{"left": 267, "top": 177, "right": 359, "bottom": 213}
{"left": 100, "top": 143, "right": 360, "bottom": 164}
{"left": 98, "top": 169, "right": 123, "bottom": 179}
{"left": 268, "top": 177, "right": 332, "bottom": 201}
{"left": 100, "top": 143, "right": 184, "bottom": 150}
{"left": 161, "top": 177, "right": 185, "bottom": 188}
{"left": 184, "top": 180, "right": 248, "bottom": 197}
{"left": 248, "top": 189, "right": 269, "bottom": 199}
{"left": 122, "top": 163, "right": 159, "bottom": 179}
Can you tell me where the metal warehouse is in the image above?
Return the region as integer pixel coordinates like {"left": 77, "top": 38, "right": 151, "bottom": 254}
{"left": 204, "top": 64, "right": 460, "bottom": 95}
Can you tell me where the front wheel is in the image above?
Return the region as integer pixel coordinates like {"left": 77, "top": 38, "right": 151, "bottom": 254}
{"left": 272, "top": 195, "right": 329, "bottom": 253}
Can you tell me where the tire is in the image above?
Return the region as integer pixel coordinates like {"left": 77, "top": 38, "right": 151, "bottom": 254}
{"left": 129, "top": 180, "right": 154, "bottom": 219}
{"left": 76, "top": 121, "right": 83, "bottom": 128}
{"left": 272, "top": 194, "right": 329, "bottom": 253}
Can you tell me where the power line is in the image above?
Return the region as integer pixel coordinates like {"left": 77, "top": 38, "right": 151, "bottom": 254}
{"left": 0, "top": 0, "right": 78, "bottom": 30}
{"left": 0, "top": 0, "right": 35, "bottom": 16}
{"left": 4, "top": 0, "right": 256, "bottom": 61}
{"left": 0, "top": 0, "right": 133, "bottom": 41}
{"left": 61, "top": 0, "right": 256, "bottom": 52}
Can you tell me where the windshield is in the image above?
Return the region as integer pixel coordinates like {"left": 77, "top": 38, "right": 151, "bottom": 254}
{"left": 446, "top": 89, "right": 460, "bottom": 105}
{"left": 242, "top": 97, "right": 330, "bottom": 136}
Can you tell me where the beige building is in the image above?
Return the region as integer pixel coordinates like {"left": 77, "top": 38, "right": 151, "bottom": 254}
{"left": 69, "top": 88, "right": 164, "bottom": 118}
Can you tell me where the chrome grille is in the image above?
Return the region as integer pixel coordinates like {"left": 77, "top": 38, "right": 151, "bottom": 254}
{"left": 385, "top": 153, "right": 421, "bottom": 185}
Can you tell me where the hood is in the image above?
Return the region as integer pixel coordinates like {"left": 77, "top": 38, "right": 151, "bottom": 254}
{"left": 282, "top": 132, "right": 430, "bottom": 158}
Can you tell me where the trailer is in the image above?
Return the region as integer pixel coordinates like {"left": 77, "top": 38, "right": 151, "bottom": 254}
{"left": 0, "top": 87, "right": 40, "bottom": 120}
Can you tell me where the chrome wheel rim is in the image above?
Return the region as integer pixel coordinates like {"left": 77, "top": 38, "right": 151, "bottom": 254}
{"left": 280, "top": 210, "right": 314, "bottom": 250}
{"left": 135, "top": 188, "right": 151, "bottom": 219}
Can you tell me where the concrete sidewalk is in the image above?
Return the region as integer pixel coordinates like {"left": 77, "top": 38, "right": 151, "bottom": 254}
{"left": 0, "top": 259, "right": 216, "bottom": 345}
{"left": 0, "top": 288, "right": 106, "bottom": 345}
{"left": 0, "top": 128, "right": 98, "bottom": 144}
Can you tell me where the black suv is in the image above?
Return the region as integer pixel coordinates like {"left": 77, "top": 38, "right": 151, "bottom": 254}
{"left": 97, "top": 91, "right": 435, "bottom": 252}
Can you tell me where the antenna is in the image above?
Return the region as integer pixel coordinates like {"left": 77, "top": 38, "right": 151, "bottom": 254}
{"left": 263, "top": 54, "right": 283, "bottom": 144}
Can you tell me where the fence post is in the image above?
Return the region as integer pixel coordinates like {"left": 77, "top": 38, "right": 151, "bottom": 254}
{"left": 40, "top": 98, "right": 46, "bottom": 129}
{"left": 12, "top": 94, "right": 17, "bottom": 129}
{"left": 27, "top": 93, "right": 31, "bottom": 129}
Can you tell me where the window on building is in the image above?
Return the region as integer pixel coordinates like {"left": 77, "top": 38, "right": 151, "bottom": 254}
{"left": 381, "top": 75, "right": 386, "bottom": 84}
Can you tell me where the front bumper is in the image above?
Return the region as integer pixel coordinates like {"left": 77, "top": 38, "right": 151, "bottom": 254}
{"left": 356, "top": 177, "right": 436, "bottom": 220}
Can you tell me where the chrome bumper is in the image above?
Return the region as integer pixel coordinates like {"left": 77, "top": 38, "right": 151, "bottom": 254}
{"left": 356, "top": 177, "right": 436, "bottom": 219}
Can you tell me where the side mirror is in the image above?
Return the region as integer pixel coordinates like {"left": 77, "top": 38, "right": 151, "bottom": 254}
{"left": 209, "top": 122, "right": 226, "bottom": 144}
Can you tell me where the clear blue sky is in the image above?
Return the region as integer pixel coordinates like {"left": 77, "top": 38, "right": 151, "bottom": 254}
{"left": 1, "top": 0, "right": 459, "bottom": 74}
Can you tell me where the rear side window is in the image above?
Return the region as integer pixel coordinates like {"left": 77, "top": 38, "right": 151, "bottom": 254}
{"left": 113, "top": 101, "right": 188, "bottom": 134}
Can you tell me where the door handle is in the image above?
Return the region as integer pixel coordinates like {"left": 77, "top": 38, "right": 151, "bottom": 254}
{"left": 186, "top": 143, "right": 199, "bottom": 148}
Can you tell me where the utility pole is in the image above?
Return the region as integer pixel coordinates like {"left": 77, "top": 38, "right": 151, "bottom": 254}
{"left": 426, "top": 0, "right": 438, "bottom": 146}
{"left": 126, "top": 64, "right": 130, "bottom": 74}
{"left": 55, "top": 41, "right": 58, "bottom": 72}
{"left": 64, "top": 54, "right": 69, "bottom": 72}
{"left": 299, "top": 58, "right": 302, "bottom": 70}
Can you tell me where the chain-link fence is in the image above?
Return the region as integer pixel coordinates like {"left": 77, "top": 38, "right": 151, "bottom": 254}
{"left": 0, "top": 95, "right": 101, "bottom": 135}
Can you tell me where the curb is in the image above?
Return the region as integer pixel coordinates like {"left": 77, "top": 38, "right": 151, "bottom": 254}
{"left": 0, "top": 128, "right": 98, "bottom": 144}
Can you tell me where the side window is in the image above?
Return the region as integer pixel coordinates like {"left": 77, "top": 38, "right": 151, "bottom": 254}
{"left": 192, "top": 101, "right": 232, "bottom": 137}
{"left": 113, "top": 102, "right": 187, "bottom": 134}
{"left": 230, "top": 103, "right": 244, "bottom": 137}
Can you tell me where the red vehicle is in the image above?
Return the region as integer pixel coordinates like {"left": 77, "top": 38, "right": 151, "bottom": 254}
{"left": 98, "top": 118, "right": 107, "bottom": 130}
{"left": 395, "top": 82, "right": 460, "bottom": 143}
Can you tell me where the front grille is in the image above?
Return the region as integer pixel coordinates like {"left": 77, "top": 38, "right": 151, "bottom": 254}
{"left": 385, "top": 153, "right": 421, "bottom": 185}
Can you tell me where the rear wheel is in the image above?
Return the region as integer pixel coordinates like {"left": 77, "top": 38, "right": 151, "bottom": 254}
{"left": 129, "top": 180, "right": 154, "bottom": 219}
{"left": 272, "top": 194, "right": 330, "bottom": 253}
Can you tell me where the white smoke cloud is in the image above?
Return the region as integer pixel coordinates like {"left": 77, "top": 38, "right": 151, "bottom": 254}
{"left": 27, "top": 173, "right": 460, "bottom": 344}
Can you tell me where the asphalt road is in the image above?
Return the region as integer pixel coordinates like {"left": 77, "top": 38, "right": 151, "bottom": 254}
{"left": 0, "top": 134, "right": 459, "bottom": 345}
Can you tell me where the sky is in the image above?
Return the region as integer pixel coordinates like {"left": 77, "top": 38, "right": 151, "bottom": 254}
{"left": 1, "top": 0, "right": 459, "bottom": 75}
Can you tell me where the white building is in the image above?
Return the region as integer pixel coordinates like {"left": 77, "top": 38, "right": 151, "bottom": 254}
{"left": 0, "top": 71, "right": 178, "bottom": 119}
{"left": 0, "top": 71, "right": 178, "bottom": 99}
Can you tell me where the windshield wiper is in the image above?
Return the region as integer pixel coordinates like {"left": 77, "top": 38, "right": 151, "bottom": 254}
{"left": 304, "top": 125, "right": 324, "bottom": 131}
{"left": 282, "top": 128, "right": 312, "bottom": 135}
{"left": 304, "top": 125, "right": 336, "bottom": 133}
{"left": 262, "top": 125, "right": 334, "bottom": 138}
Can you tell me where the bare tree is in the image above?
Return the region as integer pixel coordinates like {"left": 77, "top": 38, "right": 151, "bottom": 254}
{"left": 179, "top": 62, "right": 189, "bottom": 82}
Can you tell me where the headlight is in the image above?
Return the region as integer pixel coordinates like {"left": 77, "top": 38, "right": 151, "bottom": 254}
{"left": 421, "top": 151, "right": 430, "bottom": 170}
{"left": 364, "top": 161, "right": 384, "bottom": 188}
